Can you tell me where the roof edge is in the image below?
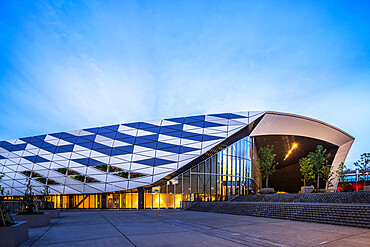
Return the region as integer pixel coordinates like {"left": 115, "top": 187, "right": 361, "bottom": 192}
{"left": 265, "top": 111, "right": 355, "bottom": 141}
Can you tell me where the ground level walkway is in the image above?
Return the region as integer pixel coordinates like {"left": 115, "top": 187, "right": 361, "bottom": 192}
{"left": 21, "top": 210, "right": 370, "bottom": 247}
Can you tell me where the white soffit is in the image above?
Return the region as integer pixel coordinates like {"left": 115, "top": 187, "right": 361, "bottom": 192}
{"left": 250, "top": 112, "right": 354, "bottom": 146}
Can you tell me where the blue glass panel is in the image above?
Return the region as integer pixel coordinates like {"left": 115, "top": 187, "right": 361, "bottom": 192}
{"left": 209, "top": 113, "right": 229, "bottom": 119}
{"left": 182, "top": 135, "right": 203, "bottom": 142}
{"left": 61, "top": 133, "right": 76, "bottom": 139}
{"left": 97, "top": 128, "right": 111, "bottom": 134}
{"left": 228, "top": 113, "right": 244, "bottom": 119}
{"left": 123, "top": 122, "right": 141, "bottom": 128}
{"left": 61, "top": 137, "right": 77, "bottom": 143}
{"left": 2, "top": 144, "right": 13, "bottom": 152}
{"left": 184, "top": 121, "right": 204, "bottom": 128}
{"left": 99, "top": 131, "right": 117, "bottom": 139}
{"left": 184, "top": 118, "right": 203, "bottom": 124}
{"left": 29, "top": 141, "right": 43, "bottom": 148}
{"left": 137, "top": 142, "right": 157, "bottom": 149}
{"left": 61, "top": 144, "right": 75, "bottom": 152}
{"left": 11, "top": 143, "right": 27, "bottom": 151}
{"left": 95, "top": 148, "right": 112, "bottom": 155}
{"left": 29, "top": 137, "right": 42, "bottom": 143}
{"left": 111, "top": 148, "right": 131, "bottom": 156}
{"left": 19, "top": 137, "right": 31, "bottom": 142}
{"left": 159, "top": 127, "right": 182, "bottom": 134}
{"left": 140, "top": 134, "right": 159, "bottom": 142}
{"left": 163, "top": 124, "right": 183, "bottom": 131}
{"left": 0, "top": 141, "right": 5, "bottom": 147}
{"left": 203, "top": 122, "right": 225, "bottom": 128}
{"left": 77, "top": 142, "right": 94, "bottom": 149}
{"left": 84, "top": 127, "right": 99, "bottom": 133}
{"left": 160, "top": 131, "right": 182, "bottom": 138}
{"left": 116, "top": 137, "right": 136, "bottom": 144}
{"left": 134, "top": 138, "right": 155, "bottom": 145}
{"left": 135, "top": 158, "right": 155, "bottom": 166}
{"left": 179, "top": 146, "right": 198, "bottom": 154}
{"left": 24, "top": 156, "right": 37, "bottom": 163}
{"left": 41, "top": 142, "right": 55, "bottom": 148}
{"left": 116, "top": 145, "right": 134, "bottom": 153}
{"left": 118, "top": 145, "right": 134, "bottom": 153}
{"left": 136, "top": 157, "right": 172, "bottom": 166}
{"left": 186, "top": 115, "right": 205, "bottom": 121}
{"left": 160, "top": 146, "right": 180, "bottom": 153}
{"left": 72, "top": 158, "right": 89, "bottom": 166}
{"left": 115, "top": 132, "right": 134, "bottom": 139}
{"left": 154, "top": 158, "right": 174, "bottom": 166}
{"left": 75, "top": 136, "right": 92, "bottom": 144}
{"left": 41, "top": 146, "right": 56, "bottom": 153}
{"left": 156, "top": 142, "right": 177, "bottom": 150}
{"left": 0, "top": 154, "right": 6, "bottom": 159}
{"left": 202, "top": 135, "right": 223, "bottom": 142}
{"left": 141, "top": 126, "right": 160, "bottom": 133}
{"left": 139, "top": 122, "right": 159, "bottom": 129}
{"left": 92, "top": 143, "right": 109, "bottom": 150}
{"left": 181, "top": 131, "right": 201, "bottom": 138}
{"left": 88, "top": 158, "right": 102, "bottom": 166}
{"left": 102, "top": 124, "right": 119, "bottom": 131}
{"left": 80, "top": 135, "right": 96, "bottom": 142}
{"left": 49, "top": 132, "right": 63, "bottom": 138}
{"left": 35, "top": 156, "right": 49, "bottom": 163}
{"left": 165, "top": 117, "right": 184, "bottom": 123}
{"left": 54, "top": 145, "right": 74, "bottom": 153}
{"left": 33, "top": 135, "right": 47, "bottom": 141}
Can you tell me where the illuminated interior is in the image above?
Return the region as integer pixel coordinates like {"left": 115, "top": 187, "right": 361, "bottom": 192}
{"left": 13, "top": 136, "right": 255, "bottom": 209}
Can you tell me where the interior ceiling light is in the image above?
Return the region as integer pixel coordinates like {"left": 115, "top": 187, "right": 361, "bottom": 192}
{"left": 284, "top": 143, "right": 298, "bottom": 161}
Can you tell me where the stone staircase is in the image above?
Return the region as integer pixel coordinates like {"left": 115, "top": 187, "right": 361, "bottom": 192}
{"left": 186, "top": 198, "right": 370, "bottom": 228}
{"left": 232, "top": 192, "right": 370, "bottom": 204}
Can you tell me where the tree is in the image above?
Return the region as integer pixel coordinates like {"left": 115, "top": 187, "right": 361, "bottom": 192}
{"left": 335, "top": 162, "right": 350, "bottom": 191}
{"left": 299, "top": 157, "right": 315, "bottom": 186}
{"left": 0, "top": 173, "right": 14, "bottom": 226}
{"left": 20, "top": 177, "right": 40, "bottom": 214}
{"left": 256, "top": 145, "right": 277, "bottom": 188}
{"left": 320, "top": 163, "right": 334, "bottom": 191}
{"left": 354, "top": 153, "right": 370, "bottom": 187}
{"left": 41, "top": 185, "right": 52, "bottom": 209}
{"left": 307, "top": 145, "right": 331, "bottom": 189}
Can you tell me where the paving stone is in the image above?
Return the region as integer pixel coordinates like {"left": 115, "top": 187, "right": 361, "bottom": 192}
{"left": 21, "top": 210, "right": 370, "bottom": 247}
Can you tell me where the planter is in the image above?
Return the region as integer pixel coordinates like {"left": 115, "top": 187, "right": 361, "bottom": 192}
{"left": 301, "top": 186, "right": 314, "bottom": 193}
{"left": 12, "top": 212, "right": 50, "bottom": 227}
{"left": 0, "top": 221, "right": 29, "bottom": 247}
{"left": 260, "top": 188, "right": 275, "bottom": 194}
{"left": 43, "top": 209, "right": 60, "bottom": 219}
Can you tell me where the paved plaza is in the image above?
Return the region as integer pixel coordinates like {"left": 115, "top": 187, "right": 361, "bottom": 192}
{"left": 20, "top": 210, "right": 370, "bottom": 247}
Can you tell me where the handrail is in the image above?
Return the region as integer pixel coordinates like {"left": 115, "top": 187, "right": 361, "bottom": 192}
{"left": 228, "top": 195, "right": 240, "bottom": 201}
{"left": 181, "top": 201, "right": 198, "bottom": 210}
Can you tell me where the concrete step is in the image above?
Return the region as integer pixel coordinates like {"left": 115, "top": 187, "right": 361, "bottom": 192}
{"left": 233, "top": 192, "right": 370, "bottom": 204}
{"left": 186, "top": 202, "right": 370, "bottom": 229}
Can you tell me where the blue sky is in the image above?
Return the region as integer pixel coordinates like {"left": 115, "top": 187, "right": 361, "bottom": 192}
{"left": 0, "top": 0, "right": 369, "bottom": 168}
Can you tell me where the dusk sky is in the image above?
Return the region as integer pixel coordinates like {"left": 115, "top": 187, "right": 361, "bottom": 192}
{"left": 0, "top": 0, "right": 369, "bottom": 168}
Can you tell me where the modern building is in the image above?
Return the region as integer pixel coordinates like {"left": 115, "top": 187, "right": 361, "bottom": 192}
{"left": 0, "top": 111, "right": 354, "bottom": 209}
{"left": 338, "top": 169, "right": 370, "bottom": 192}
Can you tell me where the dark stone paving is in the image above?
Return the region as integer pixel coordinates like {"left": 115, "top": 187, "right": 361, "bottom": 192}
{"left": 19, "top": 210, "right": 370, "bottom": 247}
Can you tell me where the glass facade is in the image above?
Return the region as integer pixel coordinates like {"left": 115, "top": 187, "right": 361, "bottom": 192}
{"left": 146, "top": 136, "right": 252, "bottom": 207}
{"left": 41, "top": 136, "right": 253, "bottom": 209}
{"left": 5, "top": 136, "right": 252, "bottom": 209}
